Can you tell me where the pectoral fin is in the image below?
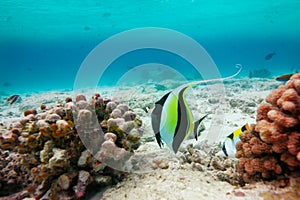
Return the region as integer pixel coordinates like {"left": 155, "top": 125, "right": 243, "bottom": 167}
{"left": 193, "top": 114, "right": 208, "bottom": 140}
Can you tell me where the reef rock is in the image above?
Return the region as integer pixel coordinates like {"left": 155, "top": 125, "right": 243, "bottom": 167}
{"left": 0, "top": 149, "right": 30, "bottom": 196}
{"left": 49, "top": 148, "right": 70, "bottom": 170}
{"left": 0, "top": 92, "right": 142, "bottom": 199}
{"left": 237, "top": 73, "right": 300, "bottom": 183}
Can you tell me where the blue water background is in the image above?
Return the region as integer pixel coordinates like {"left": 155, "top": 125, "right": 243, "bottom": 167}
{"left": 0, "top": 0, "right": 299, "bottom": 95}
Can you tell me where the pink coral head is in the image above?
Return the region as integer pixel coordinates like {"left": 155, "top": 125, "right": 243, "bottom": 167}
{"left": 101, "top": 140, "right": 116, "bottom": 158}
{"left": 77, "top": 109, "right": 92, "bottom": 122}
{"left": 113, "top": 148, "right": 126, "bottom": 160}
{"left": 287, "top": 132, "right": 300, "bottom": 158}
{"left": 237, "top": 73, "right": 300, "bottom": 183}
{"left": 104, "top": 132, "right": 117, "bottom": 142}
{"left": 267, "top": 110, "right": 298, "bottom": 128}
{"left": 290, "top": 73, "right": 300, "bottom": 80}
{"left": 65, "top": 102, "right": 76, "bottom": 110}
{"left": 75, "top": 94, "right": 87, "bottom": 102}
{"left": 102, "top": 140, "right": 115, "bottom": 149}
{"left": 292, "top": 79, "right": 300, "bottom": 93}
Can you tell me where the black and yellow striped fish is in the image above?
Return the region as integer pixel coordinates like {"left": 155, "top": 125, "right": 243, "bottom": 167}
{"left": 151, "top": 65, "right": 242, "bottom": 153}
{"left": 219, "top": 123, "right": 250, "bottom": 157}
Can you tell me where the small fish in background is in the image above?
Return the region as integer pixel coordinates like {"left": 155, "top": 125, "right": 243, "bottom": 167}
{"left": 217, "top": 123, "right": 250, "bottom": 157}
{"left": 2, "top": 82, "right": 11, "bottom": 87}
{"left": 6, "top": 94, "right": 21, "bottom": 105}
{"left": 151, "top": 65, "right": 242, "bottom": 153}
{"left": 154, "top": 83, "right": 167, "bottom": 91}
{"left": 265, "top": 52, "right": 276, "bottom": 60}
{"left": 249, "top": 68, "right": 271, "bottom": 78}
{"left": 144, "top": 106, "right": 153, "bottom": 113}
{"left": 275, "top": 73, "right": 294, "bottom": 82}
{"left": 83, "top": 26, "right": 91, "bottom": 31}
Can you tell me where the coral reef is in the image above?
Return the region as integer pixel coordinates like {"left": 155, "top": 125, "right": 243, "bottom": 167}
{"left": 0, "top": 93, "right": 142, "bottom": 199}
{"left": 180, "top": 142, "right": 244, "bottom": 186}
{"left": 0, "top": 149, "right": 30, "bottom": 196}
{"left": 237, "top": 73, "right": 300, "bottom": 182}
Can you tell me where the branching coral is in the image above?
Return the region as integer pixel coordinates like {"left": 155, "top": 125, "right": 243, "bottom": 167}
{"left": 0, "top": 93, "right": 142, "bottom": 199}
{"left": 237, "top": 73, "right": 300, "bottom": 183}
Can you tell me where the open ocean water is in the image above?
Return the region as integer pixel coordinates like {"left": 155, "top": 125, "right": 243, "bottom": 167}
{"left": 0, "top": 0, "right": 299, "bottom": 95}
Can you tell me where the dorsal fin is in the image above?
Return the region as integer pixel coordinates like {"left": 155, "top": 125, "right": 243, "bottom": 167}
{"left": 155, "top": 92, "right": 170, "bottom": 105}
{"left": 227, "top": 133, "right": 234, "bottom": 140}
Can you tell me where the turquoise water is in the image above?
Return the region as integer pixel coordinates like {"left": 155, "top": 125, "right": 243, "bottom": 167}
{"left": 0, "top": 0, "right": 299, "bottom": 94}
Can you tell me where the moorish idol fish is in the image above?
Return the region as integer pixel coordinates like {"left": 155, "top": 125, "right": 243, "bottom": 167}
{"left": 151, "top": 65, "right": 242, "bottom": 153}
{"left": 217, "top": 123, "right": 250, "bottom": 157}
{"left": 275, "top": 73, "right": 294, "bottom": 82}
{"left": 6, "top": 94, "right": 21, "bottom": 105}
{"left": 265, "top": 52, "right": 276, "bottom": 60}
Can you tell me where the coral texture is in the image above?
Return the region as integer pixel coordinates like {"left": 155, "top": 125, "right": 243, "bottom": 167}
{"left": 181, "top": 142, "right": 244, "bottom": 186}
{"left": 0, "top": 149, "right": 30, "bottom": 196}
{"left": 237, "top": 73, "right": 300, "bottom": 182}
{"left": 0, "top": 93, "right": 142, "bottom": 199}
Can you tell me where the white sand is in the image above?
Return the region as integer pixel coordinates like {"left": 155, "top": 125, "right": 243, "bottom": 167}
{"left": 100, "top": 168, "right": 272, "bottom": 200}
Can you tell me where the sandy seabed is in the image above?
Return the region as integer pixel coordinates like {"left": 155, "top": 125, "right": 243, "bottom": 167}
{"left": 0, "top": 78, "right": 296, "bottom": 200}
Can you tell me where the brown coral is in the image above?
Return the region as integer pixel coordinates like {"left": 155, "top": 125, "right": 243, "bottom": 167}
{"left": 24, "top": 109, "right": 37, "bottom": 117}
{"left": 0, "top": 150, "right": 31, "bottom": 196}
{"left": 237, "top": 73, "right": 300, "bottom": 183}
{"left": 288, "top": 132, "right": 300, "bottom": 159}
{"left": 0, "top": 128, "right": 20, "bottom": 150}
